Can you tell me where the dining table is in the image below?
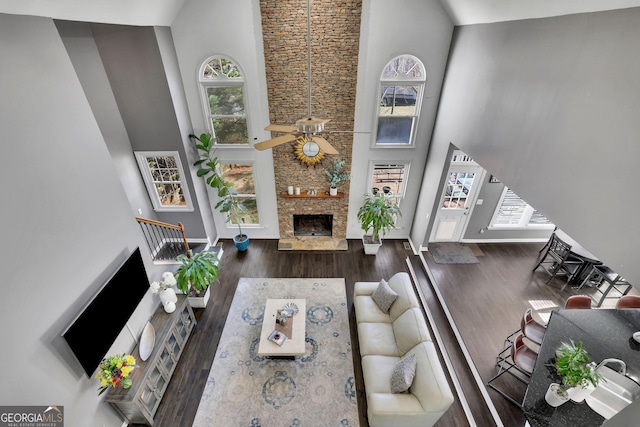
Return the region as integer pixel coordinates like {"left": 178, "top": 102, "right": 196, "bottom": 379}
{"left": 522, "top": 309, "right": 640, "bottom": 426}
{"left": 554, "top": 230, "right": 602, "bottom": 285}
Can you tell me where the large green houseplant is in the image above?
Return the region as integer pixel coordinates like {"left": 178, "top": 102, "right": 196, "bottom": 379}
{"left": 356, "top": 192, "right": 401, "bottom": 255}
{"left": 174, "top": 249, "right": 220, "bottom": 308}
{"left": 545, "top": 340, "right": 601, "bottom": 406}
{"left": 189, "top": 132, "right": 249, "bottom": 251}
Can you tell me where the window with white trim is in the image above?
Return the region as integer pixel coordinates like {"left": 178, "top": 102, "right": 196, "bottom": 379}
{"left": 368, "top": 163, "right": 409, "bottom": 210}
{"left": 489, "top": 188, "right": 554, "bottom": 229}
{"left": 199, "top": 56, "right": 249, "bottom": 145}
{"left": 135, "top": 151, "right": 193, "bottom": 212}
{"left": 375, "top": 55, "right": 425, "bottom": 147}
{"left": 220, "top": 163, "right": 259, "bottom": 225}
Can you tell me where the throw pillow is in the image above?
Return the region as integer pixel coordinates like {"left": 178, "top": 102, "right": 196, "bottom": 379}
{"left": 371, "top": 279, "right": 398, "bottom": 314}
{"left": 390, "top": 352, "right": 417, "bottom": 393}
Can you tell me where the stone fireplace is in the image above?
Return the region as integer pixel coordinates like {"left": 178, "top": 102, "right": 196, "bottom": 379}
{"left": 260, "top": 0, "right": 361, "bottom": 250}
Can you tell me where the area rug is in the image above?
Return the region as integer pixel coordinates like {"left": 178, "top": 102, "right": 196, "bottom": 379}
{"left": 429, "top": 242, "right": 479, "bottom": 264}
{"left": 193, "top": 278, "right": 359, "bottom": 427}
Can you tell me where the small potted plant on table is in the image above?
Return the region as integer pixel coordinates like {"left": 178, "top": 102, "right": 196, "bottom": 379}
{"left": 356, "top": 192, "right": 401, "bottom": 255}
{"left": 323, "top": 158, "right": 350, "bottom": 196}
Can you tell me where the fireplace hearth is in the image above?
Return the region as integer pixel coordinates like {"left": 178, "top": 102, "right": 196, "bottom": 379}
{"left": 293, "top": 215, "right": 332, "bottom": 237}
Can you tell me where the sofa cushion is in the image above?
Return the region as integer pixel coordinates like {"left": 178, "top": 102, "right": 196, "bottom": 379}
{"left": 354, "top": 295, "right": 391, "bottom": 324}
{"left": 390, "top": 352, "right": 417, "bottom": 393}
{"left": 393, "top": 308, "right": 432, "bottom": 353}
{"left": 358, "top": 322, "right": 401, "bottom": 357}
{"left": 387, "top": 273, "right": 420, "bottom": 321}
{"left": 371, "top": 279, "right": 398, "bottom": 314}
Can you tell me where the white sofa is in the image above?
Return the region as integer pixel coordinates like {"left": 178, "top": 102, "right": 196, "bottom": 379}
{"left": 354, "top": 272, "right": 455, "bottom": 427}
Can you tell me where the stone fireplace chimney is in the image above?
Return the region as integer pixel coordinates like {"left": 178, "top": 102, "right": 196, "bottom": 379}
{"left": 259, "top": 0, "right": 362, "bottom": 250}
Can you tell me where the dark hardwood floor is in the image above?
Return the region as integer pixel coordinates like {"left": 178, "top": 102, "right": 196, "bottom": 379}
{"left": 138, "top": 239, "right": 635, "bottom": 426}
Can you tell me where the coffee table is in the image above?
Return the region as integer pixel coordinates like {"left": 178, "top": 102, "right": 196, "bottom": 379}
{"left": 257, "top": 298, "right": 306, "bottom": 357}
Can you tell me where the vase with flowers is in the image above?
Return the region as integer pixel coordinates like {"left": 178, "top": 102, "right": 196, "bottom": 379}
{"left": 150, "top": 272, "right": 178, "bottom": 313}
{"left": 96, "top": 353, "right": 138, "bottom": 395}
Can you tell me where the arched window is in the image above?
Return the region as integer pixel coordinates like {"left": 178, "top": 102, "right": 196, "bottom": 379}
{"left": 198, "top": 56, "right": 249, "bottom": 145}
{"left": 375, "top": 55, "right": 425, "bottom": 147}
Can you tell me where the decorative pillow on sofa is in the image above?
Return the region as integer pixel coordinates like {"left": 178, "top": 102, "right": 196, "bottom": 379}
{"left": 390, "top": 352, "right": 417, "bottom": 393}
{"left": 371, "top": 279, "right": 398, "bottom": 314}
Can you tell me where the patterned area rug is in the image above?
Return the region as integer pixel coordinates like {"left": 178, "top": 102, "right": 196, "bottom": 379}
{"left": 193, "top": 278, "right": 359, "bottom": 427}
{"left": 429, "top": 242, "right": 479, "bottom": 264}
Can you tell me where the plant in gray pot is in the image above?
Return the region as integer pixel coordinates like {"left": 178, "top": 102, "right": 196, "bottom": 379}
{"left": 356, "top": 192, "right": 401, "bottom": 255}
{"left": 189, "top": 132, "right": 250, "bottom": 251}
{"left": 323, "top": 158, "right": 350, "bottom": 196}
{"left": 174, "top": 249, "right": 220, "bottom": 309}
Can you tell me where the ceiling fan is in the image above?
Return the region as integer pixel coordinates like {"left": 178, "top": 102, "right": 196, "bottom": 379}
{"left": 254, "top": 0, "right": 355, "bottom": 156}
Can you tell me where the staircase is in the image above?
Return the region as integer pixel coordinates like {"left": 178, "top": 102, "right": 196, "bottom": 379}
{"left": 135, "top": 217, "right": 222, "bottom": 263}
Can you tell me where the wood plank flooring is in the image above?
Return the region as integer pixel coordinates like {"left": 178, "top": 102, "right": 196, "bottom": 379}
{"left": 137, "top": 240, "right": 634, "bottom": 426}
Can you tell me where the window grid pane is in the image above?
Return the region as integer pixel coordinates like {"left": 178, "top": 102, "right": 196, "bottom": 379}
{"left": 370, "top": 164, "right": 406, "bottom": 196}
{"left": 135, "top": 151, "right": 192, "bottom": 211}
{"left": 442, "top": 172, "right": 474, "bottom": 209}
{"left": 221, "top": 164, "right": 258, "bottom": 225}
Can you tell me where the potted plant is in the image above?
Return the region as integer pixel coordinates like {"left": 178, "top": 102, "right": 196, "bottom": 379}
{"left": 174, "top": 249, "right": 220, "bottom": 308}
{"left": 323, "top": 158, "right": 350, "bottom": 196}
{"left": 545, "top": 340, "right": 601, "bottom": 406}
{"left": 189, "top": 133, "right": 250, "bottom": 251}
{"left": 356, "top": 192, "right": 401, "bottom": 255}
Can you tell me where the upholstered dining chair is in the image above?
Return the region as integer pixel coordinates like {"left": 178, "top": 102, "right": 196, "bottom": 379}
{"left": 615, "top": 295, "right": 640, "bottom": 309}
{"left": 521, "top": 308, "right": 546, "bottom": 346}
{"left": 564, "top": 295, "right": 592, "bottom": 309}
{"left": 488, "top": 332, "right": 538, "bottom": 407}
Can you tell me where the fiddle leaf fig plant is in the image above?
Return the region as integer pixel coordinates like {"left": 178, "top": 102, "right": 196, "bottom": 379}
{"left": 189, "top": 132, "right": 247, "bottom": 241}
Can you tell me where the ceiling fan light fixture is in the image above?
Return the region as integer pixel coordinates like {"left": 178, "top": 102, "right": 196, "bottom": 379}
{"left": 296, "top": 117, "right": 325, "bottom": 134}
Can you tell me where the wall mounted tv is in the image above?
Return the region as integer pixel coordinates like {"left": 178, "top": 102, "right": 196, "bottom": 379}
{"left": 63, "top": 247, "right": 150, "bottom": 377}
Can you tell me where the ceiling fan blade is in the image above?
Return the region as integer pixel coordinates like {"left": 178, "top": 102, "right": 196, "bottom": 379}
{"left": 312, "top": 136, "right": 339, "bottom": 155}
{"left": 265, "top": 124, "right": 296, "bottom": 133}
{"left": 321, "top": 118, "right": 332, "bottom": 125}
{"left": 254, "top": 133, "right": 298, "bottom": 150}
{"left": 326, "top": 130, "right": 371, "bottom": 134}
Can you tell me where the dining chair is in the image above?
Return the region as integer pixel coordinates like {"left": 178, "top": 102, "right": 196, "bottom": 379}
{"left": 521, "top": 308, "right": 546, "bottom": 346}
{"left": 578, "top": 264, "right": 633, "bottom": 307}
{"left": 533, "top": 233, "right": 584, "bottom": 286}
{"left": 615, "top": 295, "right": 640, "bottom": 309}
{"left": 564, "top": 295, "right": 592, "bottom": 309}
{"left": 488, "top": 332, "right": 538, "bottom": 407}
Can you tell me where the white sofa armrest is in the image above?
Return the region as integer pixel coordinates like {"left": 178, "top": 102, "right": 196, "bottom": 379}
{"left": 354, "top": 281, "right": 380, "bottom": 296}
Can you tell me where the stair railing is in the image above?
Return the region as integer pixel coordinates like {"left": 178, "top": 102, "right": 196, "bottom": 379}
{"left": 135, "top": 217, "right": 190, "bottom": 262}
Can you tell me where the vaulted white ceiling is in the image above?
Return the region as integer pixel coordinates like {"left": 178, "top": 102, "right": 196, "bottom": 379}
{"left": 439, "top": 0, "right": 640, "bottom": 25}
{"left": 2, "top": 0, "right": 640, "bottom": 26}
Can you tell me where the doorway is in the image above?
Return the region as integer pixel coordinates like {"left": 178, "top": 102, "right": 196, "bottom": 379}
{"left": 430, "top": 152, "right": 485, "bottom": 242}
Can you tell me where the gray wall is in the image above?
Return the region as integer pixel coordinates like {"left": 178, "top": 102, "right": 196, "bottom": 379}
{"left": 418, "top": 8, "right": 640, "bottom": 283}
{"left": 0, "top": 13, "right": 164, "bottom": 425}
{"left": 90, "top": 23, "right": 207, "bottom": 238}
{"left": 56, "top": 20, "right": 158, "bottom": 222}
{"left": 348, "top": 0, "right": 454, "bottom": 241}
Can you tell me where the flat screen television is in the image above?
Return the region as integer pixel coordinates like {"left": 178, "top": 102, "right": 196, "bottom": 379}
{"left": 63, "top": 247, "right": 150, "bottom": 377}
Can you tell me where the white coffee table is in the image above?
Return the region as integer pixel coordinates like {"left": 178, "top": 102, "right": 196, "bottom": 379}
{"left": 257, "top": 298, "right": 306, "bottom": 357}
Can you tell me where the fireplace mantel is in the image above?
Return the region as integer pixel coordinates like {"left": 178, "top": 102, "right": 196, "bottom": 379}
{"left": 281, "top": 192, "right": 344, "bottom": 198}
